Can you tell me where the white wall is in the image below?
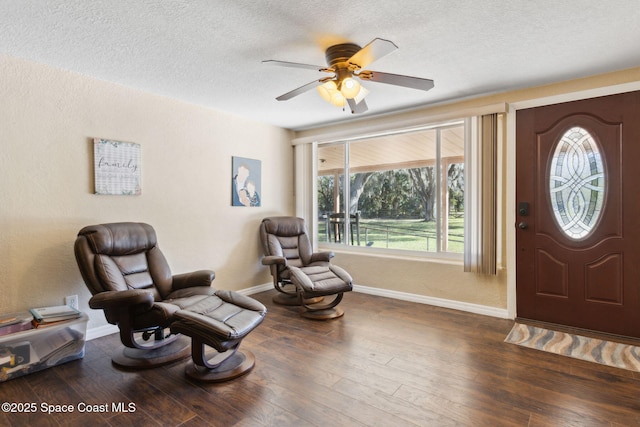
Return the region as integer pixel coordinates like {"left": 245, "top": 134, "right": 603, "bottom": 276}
{"left": 0, "top": 55, "right": 294, "bottom": 330}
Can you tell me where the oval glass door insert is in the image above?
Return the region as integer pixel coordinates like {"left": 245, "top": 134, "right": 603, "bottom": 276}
{"left": 549, "top": 126, "right": 605, "bottom": 239}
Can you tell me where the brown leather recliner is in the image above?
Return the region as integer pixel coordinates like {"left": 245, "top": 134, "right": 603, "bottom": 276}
{"left": 74, "top": 222, "right": 266, "bottom": 376}
{"left": 260, "top": 216, "right": 353, "bottom": 319}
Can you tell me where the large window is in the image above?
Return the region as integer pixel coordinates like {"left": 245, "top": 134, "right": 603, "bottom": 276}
{"left": 317, "top": 122, "right": 465, "bottom": 255}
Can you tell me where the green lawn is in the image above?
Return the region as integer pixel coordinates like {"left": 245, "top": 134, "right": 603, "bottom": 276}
{"left": 319, "top": 217, "right": 464, "bottom": 253}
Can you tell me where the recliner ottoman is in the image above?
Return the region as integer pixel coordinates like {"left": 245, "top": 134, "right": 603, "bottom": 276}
{"left": 170, "top": 291, "right": 266, "bottom": 382}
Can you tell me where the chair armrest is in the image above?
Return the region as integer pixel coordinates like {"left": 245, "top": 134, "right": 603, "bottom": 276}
{"left": 310, "top": 251, "right": 334, "bottom": 263}
{"left": 262, "top": 255, "right": 287, "bottom": 266}
{"left": 89, "top": 289, "right": 154, "bottom": 311}
{"left": 214, "top": 290, "right": 267, "bottom": 314}
{"left": 172, "top": 270, "right": 215, "bottom": 290}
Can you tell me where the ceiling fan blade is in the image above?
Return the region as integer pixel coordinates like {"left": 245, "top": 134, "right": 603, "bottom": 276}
{"left": 347, "top": 98, "right": 368, "bottom": 114}
{"left": 262, "top": 60, "right": 328, "bottom": 72}
{"left": 275, "top": 80, "right": 323, "bottom": 101}
{"left": 358, "top": 70, "right": 434, "bottom": 91}
{"left": 348, "top": 38, "right": 398, "bottom": 69}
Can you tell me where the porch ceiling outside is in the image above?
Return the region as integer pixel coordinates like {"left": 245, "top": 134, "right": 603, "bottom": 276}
{"left": 318, "top": 125, "right": 464, "bottom": 175}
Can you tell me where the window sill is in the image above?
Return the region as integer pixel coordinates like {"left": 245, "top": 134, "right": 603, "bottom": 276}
{"left": 317, "top": 242, "right": 463, "bottom": 265}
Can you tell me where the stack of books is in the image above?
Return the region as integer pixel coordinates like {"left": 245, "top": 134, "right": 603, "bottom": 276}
{"left": 0, "top": 312, "right": 33, "bottom": 336}
{"left": 29, "top": 305, "right": 81, "bottom": 328}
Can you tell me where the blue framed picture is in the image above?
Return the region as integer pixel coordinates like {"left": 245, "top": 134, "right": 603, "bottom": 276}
{"left": 231, "top": 156, "right": 261, "bottom": 207}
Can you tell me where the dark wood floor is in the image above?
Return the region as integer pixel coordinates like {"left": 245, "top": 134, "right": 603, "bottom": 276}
{"left": 1, "top": 290, "right": 639, "bottom": 426}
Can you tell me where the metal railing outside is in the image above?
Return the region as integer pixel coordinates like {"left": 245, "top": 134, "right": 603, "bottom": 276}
{"left": 320, "top": 216, "right": 464, "bottom": 252}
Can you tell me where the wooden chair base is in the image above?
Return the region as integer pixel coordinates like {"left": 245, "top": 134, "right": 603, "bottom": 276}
{"left": 112, "top": 335, "right": 191, "bottom": 369}
{"left": 299, "top": 293, "right": 345, "bottom": 320}
{"left": 184, "top": 350, "right": 256, "bottom": 382}
{"left": 301, "top": 306, "right": 344, "bottom": 320}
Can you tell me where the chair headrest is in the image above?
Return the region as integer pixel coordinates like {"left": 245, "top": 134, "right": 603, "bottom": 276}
{"left": 261, "top": 217, "right": 306, "bottom": 237}
{"left": 77, "top": 222, "right": 157, "bottom": 255}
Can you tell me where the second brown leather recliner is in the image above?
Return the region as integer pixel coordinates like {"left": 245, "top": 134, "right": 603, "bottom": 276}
{"left": 260, "top": 216, "right": 353, "bottom": 320}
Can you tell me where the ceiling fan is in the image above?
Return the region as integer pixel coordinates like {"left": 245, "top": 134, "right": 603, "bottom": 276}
{"left": 263, "top": 38, "right": 434, "bottom": 114}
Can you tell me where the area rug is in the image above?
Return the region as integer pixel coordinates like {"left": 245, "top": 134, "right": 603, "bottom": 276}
{"left": 504, "top": 322, "right": 640, "bottom": 372}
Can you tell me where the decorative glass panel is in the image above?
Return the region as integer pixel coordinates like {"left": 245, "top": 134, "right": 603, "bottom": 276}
{"left": 549, "top": 127, "right": 605, "bottom": 239}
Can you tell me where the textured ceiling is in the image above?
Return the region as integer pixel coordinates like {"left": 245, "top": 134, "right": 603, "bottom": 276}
{"left": 1, "top": 1, "right": 640, "bottom": 130}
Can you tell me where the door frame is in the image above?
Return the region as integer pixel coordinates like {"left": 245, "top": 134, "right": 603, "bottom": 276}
{"left": 506, "top": 81, "right": 640, "bottom": 320}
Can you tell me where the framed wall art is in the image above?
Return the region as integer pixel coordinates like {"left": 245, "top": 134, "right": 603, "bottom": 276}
{"left": 93, "top": 138, "right": 141, "bottom": 195}
{"left": 231, "top": 156, "right": 261, "bottom": 207}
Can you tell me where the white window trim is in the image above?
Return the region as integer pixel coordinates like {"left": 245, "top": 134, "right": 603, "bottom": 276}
{"left": 292, "top": 102, "right": 508, "bottom": 146}
{"left": 299, "top": 128, "right": 470, "bottom": 260}
{"left": 316, "top": 121, "right": 466, "bottom": 256}
{"left": 294, "top": 103, "right": 507, "bottom": 260}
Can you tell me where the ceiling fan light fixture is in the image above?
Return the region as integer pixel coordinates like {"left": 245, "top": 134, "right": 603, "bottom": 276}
{"left": 339, "top": 77, "right": 361, "bottom": 99}
{"left": 265, "top": 38, "right": 433, "bottom": 115}
{"left": 330, "top": 90, "right": 346, "bottom": 107}
{"left": 317, "top": 80, "right": 338, "bottom": 102}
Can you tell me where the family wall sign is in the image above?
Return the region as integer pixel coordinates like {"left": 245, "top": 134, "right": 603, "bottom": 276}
{"left": 93, "top": 138, "right": 141, "bottom": 195}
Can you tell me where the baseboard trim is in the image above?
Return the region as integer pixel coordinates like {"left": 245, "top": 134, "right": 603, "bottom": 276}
{"left": 85, "top": 282, "right": 509, "bottom": 340}
{"left": 238, "top": 282, "right": 273, "bottom": 295}
{"left": 86, "top": 323, "right": 119, "bottom": 341}
{"left": 353, "top": 284, "right": 510, "bottom": 319}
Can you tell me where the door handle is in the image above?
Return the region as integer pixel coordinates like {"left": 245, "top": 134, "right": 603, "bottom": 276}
{"left": 518, "top": 222, "right": 528, "bottom": 230}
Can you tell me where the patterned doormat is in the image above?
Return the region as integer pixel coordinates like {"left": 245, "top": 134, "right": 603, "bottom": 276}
{"left": 505, "top": 322, "right": 640, "bottom": 372}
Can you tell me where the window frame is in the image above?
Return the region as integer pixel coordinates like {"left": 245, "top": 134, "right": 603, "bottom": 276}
{"left": 313, "top": 119, "right": 467, "bottom": 261}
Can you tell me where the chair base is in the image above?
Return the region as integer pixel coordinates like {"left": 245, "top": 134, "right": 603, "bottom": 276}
{"left": 184, "top": 349, "right": 256, "bottom": 382}
{"left": 301, "top": 306, "right": 344, "bottom": 320}
{"left": 273, "top": 292, "right": 323, "bottom": 306}
{"left": 112, "top": 335, "right": 191, "bottom": 369}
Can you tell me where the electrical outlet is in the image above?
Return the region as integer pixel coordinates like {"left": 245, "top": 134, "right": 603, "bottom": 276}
{"left": 65, "top": 294, "right": 79, "bottom": 310}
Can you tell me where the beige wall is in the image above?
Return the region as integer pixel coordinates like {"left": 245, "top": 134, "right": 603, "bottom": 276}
{"left": 0, "top": 55, "right": 294, "bottom": 330}
{"left": 333, "top": 252, "right": 507, "bottom": 308}
{"left": 2, "top": 52, "right": 639, "bottom": 331}
{"left": 295, "top": 66, "right": 640, "bottom": 312}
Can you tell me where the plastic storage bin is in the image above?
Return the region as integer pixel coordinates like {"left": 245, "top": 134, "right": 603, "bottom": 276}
{"left": 0, "top": 313, "right": 88, "bottom": 382}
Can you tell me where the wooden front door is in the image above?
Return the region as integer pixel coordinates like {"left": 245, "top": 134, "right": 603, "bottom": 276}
{"left": 516, "top": 91, "right": 640, "bottom": 338}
